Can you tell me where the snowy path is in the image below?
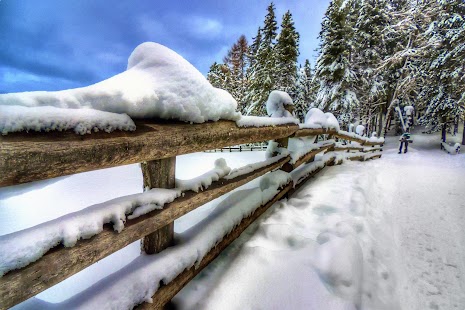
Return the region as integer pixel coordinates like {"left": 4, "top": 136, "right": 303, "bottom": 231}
{"left": 381, "top": 137, "right": 465, "bottom": 310}
{"left": 176, "top": 133, "right": 465, "bottom": 310}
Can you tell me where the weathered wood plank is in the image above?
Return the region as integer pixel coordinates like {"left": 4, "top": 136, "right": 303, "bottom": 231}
{"left": 346, "top": 155, "right": 365, "bottom": 161}
{"left": 333, "top": 134, "right": 366, "bottom": 145}
{"left": 291, "top": 143, "right": 334, "bottom": 170}
{"left": 363, "top": 147, "right": 383, "bottom": 152}
{"left": 0, "top": 120, "right": 298, "bottom": 187}
{"left": 364, "top": 141, "right": 384, "bottom": 146}
{"left": 334, "top": 146, "right": 364, "bottom": 152}
{"left": 138, "top": 181, "right": 294, "bottom": 310}
{"left": 293, "top": 128, "right": 336, "bottom": 138}
{"left": 0, "top": 156, "right": 290, "bottom": 309}
{"left": 141, "top": 157, "right": 176, "bottom": 254}
{"left": 293, "top": 129, "right": 383, "bottom": 146}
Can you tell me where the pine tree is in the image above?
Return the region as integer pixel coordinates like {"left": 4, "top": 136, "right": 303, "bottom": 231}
{"left": 418, "top": 0, "right": 465, "bottom": 141}
{"left": 207, "top": 62, "right": 232, "bottom": 93}
{"left": 223, "top": 35, "right": 250, "bottom": 114}
{"left": 314, "top": 0, "right": 358, "bottom": 126}
{"left": 275, "top": 11, "right": 300, "bottom": 95}
{"left": 353, "top": 0, "right": 391, "bottom": 135}
{"left": 294, "top": 60, "right": 315, "bottom": 122}
{"left": 247, "top": 27, "right": 262, "bottom": 69}
{"left": 380, "top": 0, "right": 435, "bottom": 136}
{"left": 245, "top": 3, "right": 279, "bottom": 116}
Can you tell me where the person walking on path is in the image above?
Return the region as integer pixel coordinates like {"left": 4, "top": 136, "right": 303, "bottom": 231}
{"left": 399, "top": 131, "right": 412, "bottom": 154}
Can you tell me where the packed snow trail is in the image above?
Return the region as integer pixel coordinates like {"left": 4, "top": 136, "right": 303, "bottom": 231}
{"left": 380, "top": 134, "right": 465, "bottom": 310}
{"left": 175, "top": 132, "right": 465, "bottom": 310}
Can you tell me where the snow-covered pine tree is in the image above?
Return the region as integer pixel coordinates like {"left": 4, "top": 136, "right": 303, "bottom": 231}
{"left": 314, "top": 0, "right": 358, "bottom": 126}
{"left": 418, "top": 0, "right": 465, "bottom": 142}
{"left": 380, "top": 0, "right": 436, "bottom": 136}
{"left": 223, "top": 35, "right": 250, "bottom": 114}
{"left": 245, "top": 3, "right": 279, "bottom": 116}
{"left": 275, "top": 10, "right": 300, "bottom": 95}
{"left": 294, "top": 60, "right": 316, "bottom": 122}
{"left": 352, "top": 0, "right": 390, "bottom": 135}
{"left": 207, "top": 62, "right": 231, "bottom": 91}
{"left": 247, "top": 27, "right": 262, "bottom": 69}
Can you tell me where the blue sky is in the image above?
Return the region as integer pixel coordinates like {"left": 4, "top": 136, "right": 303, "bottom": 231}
{"left": 0, "top": 0, "right": 330, "bottom": 94}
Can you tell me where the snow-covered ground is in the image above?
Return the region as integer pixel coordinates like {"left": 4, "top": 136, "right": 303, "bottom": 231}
{"left": 173, "top": 129, "right": 465, "bottom": 310}
{"left": 3, "top": 128, "right": 465, "bottom": 309}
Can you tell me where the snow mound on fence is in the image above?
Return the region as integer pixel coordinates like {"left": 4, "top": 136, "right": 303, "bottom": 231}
{"left": 236, "top": 116, "right": 298, "bottom": 127}
{"left": 266, "top": 90, "right": 294, "bottom": 118}
{"left": 355, "top": 125, "right": 365, "bottom": 136}
{"left": 0, "top": 105, "right": 136, "bottom": 135}
{"left": 304, "top": 108, "right": 327, "bottom": 128}
{"left": 325, "top": 112, "right": 340, "bottom": 131}
{"left": 301, "top": 108, "right": 340, "bottom": 131}
{"left": 0, "top": 42, "right": 240, "bottom": 135}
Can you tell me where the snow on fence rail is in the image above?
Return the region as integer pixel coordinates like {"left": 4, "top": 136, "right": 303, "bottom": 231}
{"left": 0, "top": 120, "right": 383, "bottom": 310}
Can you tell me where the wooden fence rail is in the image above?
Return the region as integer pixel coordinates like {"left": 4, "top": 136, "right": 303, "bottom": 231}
{"left": 0, "top": 118, "right": 383, "bottom": 310}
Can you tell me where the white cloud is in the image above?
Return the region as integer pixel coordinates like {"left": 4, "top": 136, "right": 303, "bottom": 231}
{"left": 138, "top": 15, "right": 166, "bottom": 38}
{"left": 187, "top": 16, "right": 223, "bottom": 38}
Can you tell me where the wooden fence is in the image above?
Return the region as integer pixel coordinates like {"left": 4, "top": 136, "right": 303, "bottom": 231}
{"left": 0, "top": 119, "right": 383, "bottom": 309}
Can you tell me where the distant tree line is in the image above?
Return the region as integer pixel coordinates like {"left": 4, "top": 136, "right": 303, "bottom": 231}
{"left": 207, "top": 3, "right": 316, "bottom": 122}
{"left": 208, "top": 1, "right": 465, "bottom": 141}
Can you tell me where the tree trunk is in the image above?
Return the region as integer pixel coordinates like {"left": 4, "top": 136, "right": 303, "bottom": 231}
{"left": 462, "top": 121, "right": 465, "bottom": 145}
{"left": 382, "top": 33, "right": 415, "bottom": 137}
{"left": 442, "top": 122, "right": 447, "bottom": 143}
{"left": 377, "top": 105, "right": 384, "bottom": 137}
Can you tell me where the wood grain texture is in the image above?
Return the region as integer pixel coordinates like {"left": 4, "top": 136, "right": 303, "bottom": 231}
{"left": 293, "top": 128, "right": 336, "bottom": 137}
{"left": 346, "top": 155, "right": 365, "bottom": 161}
{"left": 364, "top": 141, "right": 384, "bottom": 146}
{"left": 294, "top": 130, "right": 383, "bottom": 146}
{"left": 334, "top": 146, "right": 365, "bottom": 152}
{"left": 141, "top": 158, "right": 176, "bottom": 254}
{"left": 334, "top": 134, "right": 367, "bottom": 145}
{"left": 137, "top": 181, "right": 294, "bottom": 310}
{"left": 0, "top": 155, "right": 290, "bottom": 310}
{"left": 364, "top": 147, "right": 383, "bottom": 152}
{"left": 0, "top": 120, "right": 298, "bottom": 187}
{"left": 291, "top": 143, "right": 335, "bottom": 170}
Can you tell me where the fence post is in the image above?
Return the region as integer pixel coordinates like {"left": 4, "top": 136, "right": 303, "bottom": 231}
{"left": 140, "top": 157, "right": 176, "bottom": 254}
